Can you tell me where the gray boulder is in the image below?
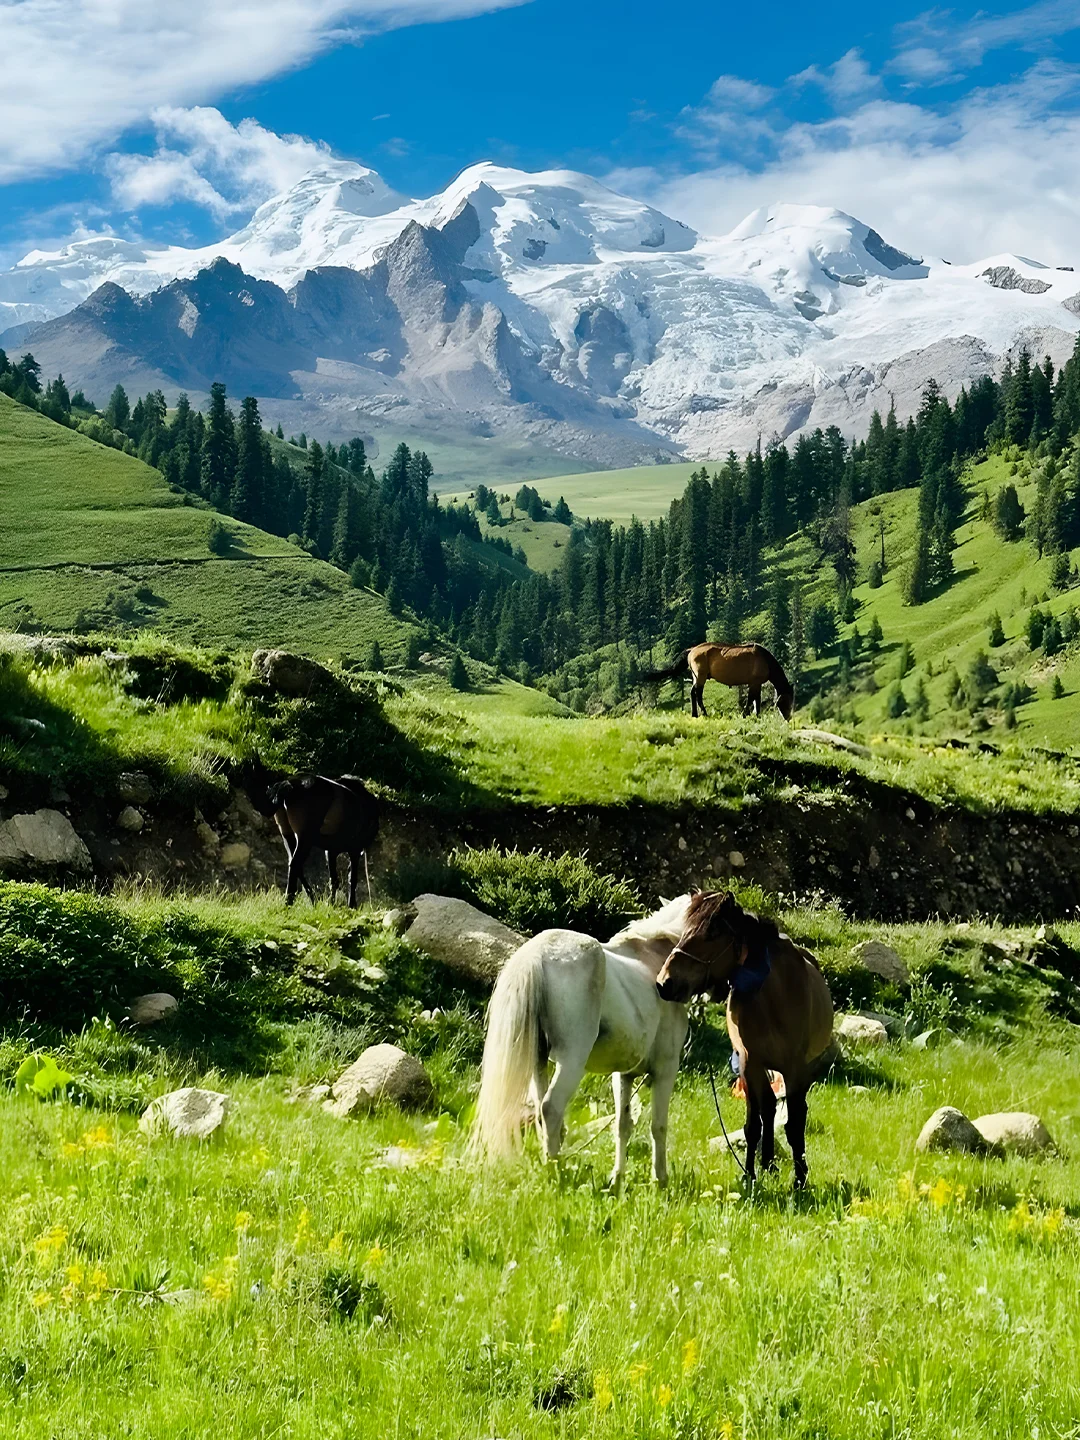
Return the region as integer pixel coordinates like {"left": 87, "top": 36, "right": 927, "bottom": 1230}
{"left": 117, "top": 771, "right": 154, "bottom": 805}
{"left": 836, "top": 1014, "right": 889, "bottom": 1047}
{"left": 128, "top": 993, "right": 179, "bottom": 1026}
{"left": 220, "top": 841, "right": 251, "bottom": 869}
{"left": 405, "top": 894, "right": 525, "bottom": 985}
{"left": 0, "top": 809, "right": 92, "bottom": 873}
{"left": 857, "top": 1009, "right": 907, "bottom": 1038}
{"left": 973, "top": 1112, "right": 1055, "bottom": 1156}
{"left": 324, "top": 1044, "right": 433, "bottom": 1117}
{"left": 851, "top": 939, "right": 911, "bottom": 987}
{"left": 117, "top": 805, "right": 144, "bottom": 832}
{"left": 251, "top": 649, "right": 332, "bottom": 696}
{"left": 916, "top": 1105, "right": 996, "bottom": 1155}
{"left": 140, "top": 1087, "right": 230, "bottom": 1139}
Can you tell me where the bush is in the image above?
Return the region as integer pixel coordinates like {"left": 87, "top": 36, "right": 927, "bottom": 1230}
{"left": 389, "top": 846, "right": 643, "bottom": 937}
{"left": 207, "top": 520, "right": 232, "bottom": 556}
{"left": 448, "top": 653, "right": 470, "bottom": 690}
{"left": 867, "top": 559, "right": 883, "bottom": 589}
{"left": 1050, "top": 551, "right": 1071, "bottom": 591}
{"left": 988, "top": 612, "right": 1005, "bottom": 647}
{"left": 1052, "top": 674, "right": 1066, "bottom": 699}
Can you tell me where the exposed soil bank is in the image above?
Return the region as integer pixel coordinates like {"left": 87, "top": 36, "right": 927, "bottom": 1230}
{"left": 5, "top": 781, "right": 1078, "bottom": 922}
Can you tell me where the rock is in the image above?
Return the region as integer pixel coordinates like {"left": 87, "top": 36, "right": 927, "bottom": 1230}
{"left": 127, "top": 993, "right": 179, "bottom": 1026}
{"left": 856, "top": 1009, "right": 907, "bottom": 1038}
{"left": 140, "top": 1087, "right": 230, "bottom": 1139}
{"left": 915, "top": 1105, "right": 995, "bottom": 1155}
{"left": 0, "top": 783, "right": 8, "bottom": 800}
{"left": 868, "top": 845, "right": 881, "bottom": 870}
{"left": 0, "top": 809, "right": 92, "bottom": 873}
{"left": 117, "top": 771, "right": 154, "bottom": 805}
{"left": 791, "top": 727, "right": 872, "bottom": 758}
{"left": 381, "top": 907, "right": 413, "bottom": 935}
{"left": 324, "top": 1044, "right": 433, "bottom": 1117}
{"left": 851, "top": 939, "right": 910, "bottom": 987}
{"left": 195, "top": 820, "right": 220, "bottom": 859}
{"left": 728, "top": 850, "right": 745, "bottom": 869}
{"left": 251, "top": 649, "right": 332, "bottom": 696}
{"left": 836, "top": 1014, "right": 889, "bottom": 1047}
{"left": 117, "top": 805, "right": 144, "bottom": 833}
{"left": 973, "top": 1112, "right": 1055, "bottom": 1156}
{"left": 405, "top": 894, "right": 525, "bottom": 986}
{"left": 911, "top": 1028, "right": 943, "bottom": 1050}
{"left": 220, "top": 841, "right": 251, "bottom": 869}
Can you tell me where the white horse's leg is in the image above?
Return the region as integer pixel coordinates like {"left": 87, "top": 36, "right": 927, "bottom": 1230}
{"left": 649, "top": 1067, "right": 679, "bottom": 1187}
{"left": 608, "top": 1072, "right": 634, "bottom": 1192}
{"left": 539, "top": 1047, "right": 592, "bottom": 1162}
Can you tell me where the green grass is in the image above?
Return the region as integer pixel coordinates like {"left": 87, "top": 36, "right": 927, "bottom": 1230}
{"left": 0, "top": 394, "right": 417, "bottom": 657}
{"left": 2, "top": 864, "right": 1079, "bottom": 1440}
{"left": 521, "top": 462, "right": 700, "bottom": 524}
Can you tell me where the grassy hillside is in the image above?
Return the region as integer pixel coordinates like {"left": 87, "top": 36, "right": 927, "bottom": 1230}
{"left": 0, "top": 395, "right": 416, "bottom": 658}
{"left": 777, "top": 452, "right": 1080, "bottom": 750}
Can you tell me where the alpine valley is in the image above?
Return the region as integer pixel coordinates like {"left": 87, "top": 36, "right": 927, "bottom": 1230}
{"left": 3, "top": 158, "right": 1080, "bottom": 472}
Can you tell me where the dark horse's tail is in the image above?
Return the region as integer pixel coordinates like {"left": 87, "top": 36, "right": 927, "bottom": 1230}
{"left": 764, "top": 649, "right": 795, "bottom": 721}
{"left": 641, "top": 648, "right": 691, "bottom": 685}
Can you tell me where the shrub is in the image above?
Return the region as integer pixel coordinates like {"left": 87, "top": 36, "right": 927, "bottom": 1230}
{"left": 365, "top": 640, "right": 385, "bottom": 672}
{"left": 207, "top": 520, "right": 232, "bottom": 556}
{"left": 448, "top": 653, "right": 470, "bottom": 691}
{"left": 1052, "top": 674, "right": 1066, "bottom": 699}
{"left": 867, "top": 559, "right": 883, "bottom": 589}
{"left": 390, "top": 846, "right": 643, "bottom": 937}
{"left": 885, "top": 685, "right": 908, "bottom": 718}
{"left": 988, "top": 612, "right": 1005, "bottom": 647}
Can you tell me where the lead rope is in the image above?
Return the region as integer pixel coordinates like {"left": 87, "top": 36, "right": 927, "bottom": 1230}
{"left": 684, "top": 1011, "right": 749, "bottom": 1180}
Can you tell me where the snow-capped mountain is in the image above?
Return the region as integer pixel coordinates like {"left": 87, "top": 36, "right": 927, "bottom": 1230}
{"left": 3, "top": 160, "right": 1078, "bottom": 466}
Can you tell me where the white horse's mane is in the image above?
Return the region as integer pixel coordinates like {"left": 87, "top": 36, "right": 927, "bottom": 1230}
{"left": 608, "top": 893, "right": 692, "bottom": 947}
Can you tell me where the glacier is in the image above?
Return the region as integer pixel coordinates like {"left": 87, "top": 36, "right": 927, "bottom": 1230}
{"left": 2, "top": 159, "right": 1077, "bottom": 465}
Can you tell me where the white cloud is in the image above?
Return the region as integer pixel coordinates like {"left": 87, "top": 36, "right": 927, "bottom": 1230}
{"left": 0, "top": 0, "right": 527, "bottom": 184}
{"left": 891, "top": 0, "right": 1080, "bottom": 84}
{"left": 107, "top": 108, "right": 333, "bottom": 216}
{"left": 675, "top": 72, "right": 777, "bottom": 155}
{"left": 792, "top": 48, "right": 882, "bottom": 102}
{"left": 635, "top": 61, "right": 1080, "bottom": 266}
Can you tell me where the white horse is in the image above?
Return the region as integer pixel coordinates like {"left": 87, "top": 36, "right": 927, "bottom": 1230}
{"left": 471, "top": 895, "right": 692, "bottom": 1188}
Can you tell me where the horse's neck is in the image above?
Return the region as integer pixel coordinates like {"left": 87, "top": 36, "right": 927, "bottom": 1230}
{"left": 604, "top": 935, "right": 672, "bottom": 977}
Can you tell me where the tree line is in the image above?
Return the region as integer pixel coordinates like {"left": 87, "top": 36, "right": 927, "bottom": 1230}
{"left": 6, "top": 333, "right": 1080, "bottom": 707}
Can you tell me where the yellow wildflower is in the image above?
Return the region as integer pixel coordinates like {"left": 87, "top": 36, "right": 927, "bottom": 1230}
{"left": 327, "top": 1230, "right": 346, "bottom": 1257}
{"left": 88, "top": 1268, "right": 109, "bottom": 1300}
{"left": 365, "top": 1241, "right": 386, "bottom": 1268}
{"left": 657, "top": 1383, "right": 674, "bottom": 1409}
{"left": 81, "top": 1125, "right": 113, "bottom": 1150}
{"left": 548, "top": 1303, "right": 567, "bottom": 1335}
{"left": 203, "top": 1255, "right": 239, "bottom": 1303}
{"left": 1008, "top": 1199, "right": 1033, "bottom": 1234}
{"left": 720, "top": 1420, "right": 736, "bottom": 1440}
{"left": 61, "top": 1142, "right": 82, "bottom": 1159}
{"left": 1043, "top": 1207, "right": 1065, "bottom": 1238}
{"left": 234, "top": 1211, "right": 252, "bottom": 1234}
{"left": 31, "top": 1291, "right": 52, "bottom": 1310}
{"left": 33, "top": 1225, "right": 67, "bottom": 1262}
{"left": 65, "top": 1263, "right": 85, "bottom": 1288}
{"left": 681, "top": 1338, "right": 699, "bottom": 1373}
{"left": 292, "top": 1207, "right": 311, "bottom": 1250}
{"left": 628, "top": 1361, "right": 651, "bottom": 1383}
{"left": 670, "top": 1221, "right": 685, "bottom": 1246}
{"left": 593, "top": 1371, "right": 613, "bottom": 1411}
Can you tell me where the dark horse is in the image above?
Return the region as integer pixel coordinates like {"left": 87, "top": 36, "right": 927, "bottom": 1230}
{"left": 644, "top": 642, "right": 794, "bottom": 720}
{"left": 655, "top": 890, "right": 833, "bottom": 1186}
{"left": 242, "top": 761, "right": 379, "bottom": 906}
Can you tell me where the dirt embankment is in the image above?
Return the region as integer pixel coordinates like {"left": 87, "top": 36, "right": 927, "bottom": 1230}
{"left": 3, "top": 773, "right": 1078, "bottom": 922}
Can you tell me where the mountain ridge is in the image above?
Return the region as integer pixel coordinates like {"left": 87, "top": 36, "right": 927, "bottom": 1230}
{"left": 3, "top": 160, "right": 1079, "bottom": 467}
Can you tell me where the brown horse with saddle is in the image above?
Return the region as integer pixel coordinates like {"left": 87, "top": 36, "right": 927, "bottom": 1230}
{"left": 656, "top": 889, "right": 833, "bottom": 1187}
{"left": 644, "top": 642, "right": 794, "bottom": 720}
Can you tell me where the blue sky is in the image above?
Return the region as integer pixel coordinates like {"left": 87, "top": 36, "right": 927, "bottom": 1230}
{"left": 2, "top": 0, "right": 1080, "bottom": 264}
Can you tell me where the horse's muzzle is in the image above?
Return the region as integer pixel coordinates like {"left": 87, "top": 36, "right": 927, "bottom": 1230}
{"left": 656, "top": 977, "right": 689, "bottom": 1004}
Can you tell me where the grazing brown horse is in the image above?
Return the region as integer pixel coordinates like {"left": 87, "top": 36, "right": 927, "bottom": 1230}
{"left": 655, "top": 890, "right": 833, "bottom": 1186}
{"left": 243, "top": 761, "right": 379, "bottom": 906}
{"left": 644, "top": 643, "right": 794, "bottom": 720}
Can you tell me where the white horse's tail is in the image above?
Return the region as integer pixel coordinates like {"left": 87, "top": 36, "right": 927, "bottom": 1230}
{"left": 471, "top": 941, "right": 545, "bottom": 1159}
